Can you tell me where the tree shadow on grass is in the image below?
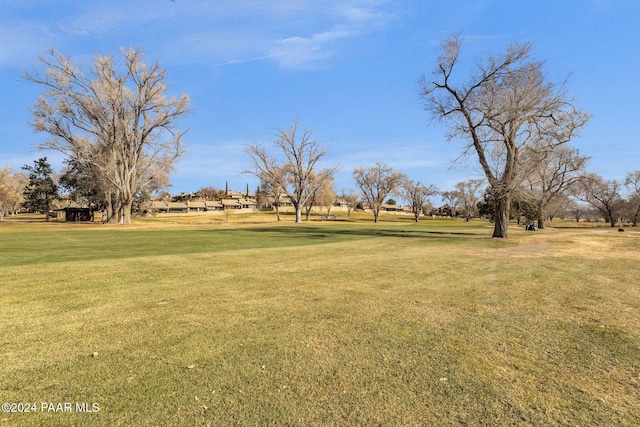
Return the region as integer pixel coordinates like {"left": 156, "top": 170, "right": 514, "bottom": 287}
{"left": 1, "top": 224, "right": 489, "bottom": 267}
{"left": 246, "top": 225, "right": 484, "bottom": 240}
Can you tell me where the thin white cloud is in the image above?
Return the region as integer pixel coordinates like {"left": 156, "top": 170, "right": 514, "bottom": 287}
{"left": 268, "top": 29, "right": 352, "bottom": 69}
{"left": 1, "top": 1, "right": 396, "bottom": 71}
{"left": 265, "top": 3, "right": 395, "bottom": 69}
{"left": 168, "top": 0, "right": 396, "bottom": 69}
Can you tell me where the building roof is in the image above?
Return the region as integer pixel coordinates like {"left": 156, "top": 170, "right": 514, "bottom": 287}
{"left": 168, "top": 202, "right": 188, "bottom": 210}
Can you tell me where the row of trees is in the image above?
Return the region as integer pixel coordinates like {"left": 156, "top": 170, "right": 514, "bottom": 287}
{"left": 18, "top": 37, "right": 635, "bottom": 234}
{"left": 244, "top": 124, "right": 441, "bottom": 224}
{"left": 247, "top": 35, "right": 627, "bottom": 235}
{"left": 242, "top": 119, "right": 638, "bottom": 227}
{"left": 470, "top": 172, "right": 640, "bottom": 228}
{"left": 574, "top": 172, "right": 640, "bottom": 227}
{"left": 5, "top": 151, "right": 639, "bottom": 228}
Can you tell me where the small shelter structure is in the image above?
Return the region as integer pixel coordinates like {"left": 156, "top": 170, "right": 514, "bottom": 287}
{"left": 59, "top": 207, "right": 93, "bottom": 222}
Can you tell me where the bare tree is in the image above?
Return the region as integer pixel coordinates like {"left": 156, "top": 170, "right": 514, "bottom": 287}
{"left": 576, "top": 174, "right": 622, "bottom": 227}
{"left": 544, "top": 192, "right": 572, "bottom": 222}
{"left": 25, "top": 48, "right": 190, "bottom": 224}
{"left": 353, "top": 162, "right": 406, "bottom": 223}
{"left": 245, "top": 123, "right": 336, "bottom": 223}
{"left": 449, "top": 179, "right": 485, "bottom": 221}
{"left": 442, "top": 183, "right": 480, "bottom": 220}
{"left": 624, "top": 170, "right": 640, "bottom": 226}
{"left": 316, "top": 177, "right": 336, "bottom": 215}
{"left": 524, "top": 145, "right": 588, "bottom": 228}
{"left": 258, "top": 172, "right": 285, "bottom": 221}
{"left": 440, "top": 190, "right": 459, "bottom": 217}
{"left": 566, "top": 199, "right": 585, "bottom": 223}
{"left": 420, "top": 36, "right": 589, "bottom": 237}
{"left": 0, "top": 186, "right": 19, "bottom": 220}
{"left": 303, "top": 171, "right": 320, "bottom": 221}
{"left": 0, "top": 167, "right": 23, "bottom": 220}
{"left": 338, "top": 189, "right": 359, "bottom": 217}
{"left": 197, "top": 186, "right": 219, "bottom": 201}
{"left": 399, "top": 179, "right": 438, "bottom": 222}
{"left": 304, "top": 175, "right": 335, "bottom": 218}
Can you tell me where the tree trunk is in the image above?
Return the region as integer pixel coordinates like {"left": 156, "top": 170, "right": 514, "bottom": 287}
{"left": 103, "top": 194, "right": 117, "bottom": 223}
{"left": 44, "top": 193, "right": 50, "bottom": 222}
{"left": 275, "top": 204, "right": 281, "bottom": 221}
{"left": 104, "top": 206, "right": 112, "bottom": 223}
{"left": 373, "top": 209, "right": 379, "bottom": 223}
{"left": 493, "top": 196, "right": 510, "bottom": 238}
{"left": 294, "top": 205, "right": 302, "bottom": 223}
{"left": 121, "top": 200, "right": 132, "bottom": 224}
{"left": 537, "top": 201, "right": 546, "bottom": 229}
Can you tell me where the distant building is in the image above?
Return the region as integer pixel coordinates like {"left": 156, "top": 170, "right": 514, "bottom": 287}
{"left": 148, "top": 191, "right": 258, "bottom": 214}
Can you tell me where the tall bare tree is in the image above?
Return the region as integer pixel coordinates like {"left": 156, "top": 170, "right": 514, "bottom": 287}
{"left": 353, "top": 162, "right": 405, "bottom": 223}
{"left": 245, "top": 123, "right": 336, "bottom": 223}
{"left": 420, "top": 36, "right": 589, "bottom": 237}
{"left": 25, "top": 48, "right": 190, "bottom": 224}
{"left": 399, "top": 179, "right": 438, "bottom": 222}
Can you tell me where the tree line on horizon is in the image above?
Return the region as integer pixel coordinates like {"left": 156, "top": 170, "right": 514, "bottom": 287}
{"left": 4, "top": 153, "right": 639, "bottom": 230}
{"left": 1, "top": 37, "right": 638, "bottom": 234}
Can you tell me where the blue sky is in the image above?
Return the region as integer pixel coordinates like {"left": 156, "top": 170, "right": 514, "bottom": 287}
{"left": 1, "top": 0, "right": 638, "bottom": 196}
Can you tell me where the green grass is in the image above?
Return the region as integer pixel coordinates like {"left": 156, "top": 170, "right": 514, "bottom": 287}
{"left": 1, "top": 215, "right": 639, "bottom": 425}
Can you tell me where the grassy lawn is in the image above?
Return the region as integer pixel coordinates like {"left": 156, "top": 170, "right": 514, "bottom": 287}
{"left": 1, "top": 214, "right": 639, "bottom": 425}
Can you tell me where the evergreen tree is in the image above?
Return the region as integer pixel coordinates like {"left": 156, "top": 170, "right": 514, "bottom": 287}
{"left": 22, "top": 157, "right": 58, "bottom": 221}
